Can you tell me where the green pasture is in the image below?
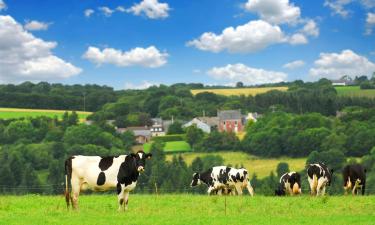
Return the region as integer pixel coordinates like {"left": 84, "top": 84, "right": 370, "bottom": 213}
{"left": 335, "top": 86, "right": 375, "bottom": 98}
{"left": 143, "top": 141, "right": 191, "bottom": 153}
{"left": 0, "top": 108, "right": 91, "bottom": 120}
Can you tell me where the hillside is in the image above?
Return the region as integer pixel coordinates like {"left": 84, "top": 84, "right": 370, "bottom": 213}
{"left": 335, "top": 86, "right": 375, "bottom": 98}
{"left": 191, "top": 87, "right": 288, "bottom": 96}
{"left": 166, "top": 152, "right": 306, "bottom": 178}
{"left": 0, "top": 107, "right": 92, "bottom": 120}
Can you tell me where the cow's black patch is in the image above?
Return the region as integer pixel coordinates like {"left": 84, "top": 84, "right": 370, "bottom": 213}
{"left": 97, "top": 172, "right": 106, "bottom": 185}
{"left": 117, "top": 155, "right": 140, "bottom": 187}
{"left": 307, "top": 163, "right": 332, "bottom": 185}
{"left": 99, "top": 156, "right": 114, "bottom": 171}
{"left": 343, "top": 164, "right": 366, "bottom": 195}
{"left": 196, "top": 168, "right": 214, "bottom": 187}
{"left": 117, "top": 183, "right": 122, "bottom": 195}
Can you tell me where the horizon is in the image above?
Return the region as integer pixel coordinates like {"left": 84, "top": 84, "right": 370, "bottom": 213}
{"left": 0, "top": 0, "right": 375, "bottom": 90}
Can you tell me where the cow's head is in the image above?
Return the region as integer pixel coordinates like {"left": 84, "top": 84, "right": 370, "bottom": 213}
{"left": 275, "top": 187, "right": 285, "bottom": 196}
{"left": 131, "top": 151, "right": 152, "bottom": 173}
{"left": 190, "top": 172, "right": 201, "bottom": 187}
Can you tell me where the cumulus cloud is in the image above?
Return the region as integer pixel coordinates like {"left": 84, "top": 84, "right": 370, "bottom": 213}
{"left": 187, "top": 20, "right": 286, "bottom": 53}
{"left": 288, "top": 33, "right": 308, "bottom": 45}
{"left": 0, "top": 0, "right": 6, "bottom": 11}
{"left": 207, "top": 63, "right": 287, "bottom": 85}
{"left": 126, "top": 0, "right": 170, "bottom": 19}
{"left": 365, "top": 12, "right": 375, "bottom": 34}
{"left": 309, "top": 49, "right": 375, "bottom": 79}
{"left": 324, "top": 0, "right": 353, "bottom": 17}
{"left": 244, "top": 0, "right": 301, "bottom": 25}
{"left": 283, "top": 60, "right": 305, "bottom": 69}
{"left": 0, "top": 15, "right": 81, "bottom": 83}
{"left": 83, "top": 46, "right": 168, "bottom": 68}
{"left": 116, "top": 6, "right": 126, "bottom": 12}
{"left": 84, "top": 9, "right": 95, "bottom": 18}
{"left": 24, "top": 20, "right": 51, "bottom": 31}
{"left": 98, "top": 6, "right": 114, "bottom": 17}
{"left": 301, "top": 19, "right": 319, "bottom": 37}
{"left": 124, "top": 81, "right": 160, "bottom": 90}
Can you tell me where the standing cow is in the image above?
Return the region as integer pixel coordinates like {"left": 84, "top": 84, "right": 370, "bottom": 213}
{"left": 275, "top": 172, "right": 302, "bottom": 196}
{"left": 64, "top": 151, "right": 152, "bottom": 211}
{"left": 307, "top": 163, "right": 333, "bottom": 196}
{"left": 343, "top": 164, "right": 366, "bottom": 195}
{"left": 190, "top": 166, "right": 254, "bottom": 196}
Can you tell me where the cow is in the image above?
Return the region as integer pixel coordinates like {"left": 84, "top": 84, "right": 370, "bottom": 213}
{"left": 190, "top": 166, "right": 254, "bottom": 196}
{"left": 275, "top": 172, "right": 302, "bottom": 196}
{"left": 343, "top": 164, "right": 366, "bottom": 195}
{"left": 307, "top": 163, "right": 333, "bottom": 196}
{"left": 64, "top": 151, "right": 152, "bottom": 211}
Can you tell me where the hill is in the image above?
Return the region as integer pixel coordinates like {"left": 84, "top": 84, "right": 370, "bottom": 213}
{"left": 0, "top": 107, "right": 92, "bottom": 120}
{"left": 191, "top": 87, "right": 288, "bottom": 96}
{"left": 166, "top": 151, "right": 306, "bottom": 178}
{"left": 335, "top": 86, "right": 375, "bottom": 98}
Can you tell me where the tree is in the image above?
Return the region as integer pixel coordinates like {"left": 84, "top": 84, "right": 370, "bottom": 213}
{"left": 167, "top": 121, "right": 184, "bottom": 134}
{"left": 185, "top": 125, "right": 204, "bottom": 150}
{"left": 276, "top": 162, "right": 289, "bottom": 178}
{"left": 236, "top": 81, "right": 244, "bottom": 88}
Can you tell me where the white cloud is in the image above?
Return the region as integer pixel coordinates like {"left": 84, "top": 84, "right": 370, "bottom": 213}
{"left": 83, "top": 46, "right": 168, "bottom": 68}
{"left": 365, "top": 12, "right": 375, "bottom": 34}
{"left": 324, "top": 0, "right": 353, "bottom": 17}
{"left": 309, "top": 49, "right": 375, "bottom": 79}
{"left": 0, "top": 0, "right": 6, "bottom": 11}
{"left": 207, "top": 63, "right": 287, "bottom": 85}
{"left": 98, "top": 6, "right": 114, "bottom": 17}
{"left": 288, "top": 33, "right": 308, "bottom": 45}
{"left": 125, "top": 81, "right": 160, "bottom": 90}
{"left": 24, "top": 20, "right": 51, "bottom": 31}
{"left": 84, "top": 9, "right": 95, "bottom": 18}
{"left": 361, "top": 0, "right": 375, "bottom": 8}
{"left": 116, "top": 6, "right": 126, "bottom": 12}
{"left": 187, "top": 20, "right": 286, "bottom": 53}
{"left": 283, "top": 60, "right": 305, "bottom": 69}
{"left": 127, "top": 0, "right": 170, "bottom": 19}
{"left": 301, "top": 19, "right": 319, "bottom": 37}
{"left": 244, "top": 0, "right": 301, "bottom": 25}
{"left": 0, "top": 15, "right": 81, "bottom": 83}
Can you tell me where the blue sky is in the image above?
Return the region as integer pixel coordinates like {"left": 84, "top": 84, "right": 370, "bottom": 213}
{"left": 0, "top": 0, "right": 375, "bottom": 89}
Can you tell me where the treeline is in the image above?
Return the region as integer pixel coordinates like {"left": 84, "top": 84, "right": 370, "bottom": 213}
{"left": 0, "top": 82, "right": 117, "bottom": 111}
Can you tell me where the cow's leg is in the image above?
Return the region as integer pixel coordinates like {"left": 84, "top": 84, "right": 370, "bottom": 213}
{"left": 70, "top": 176, "right": 81, "bottom": 210}
{"left": 124, "top": 191, "right": 130, "bottom": 210}
{"left": 316, "top": 178, "right": 326, "bottom": 196}
{"left": 362, "top": 184, "right": 366, "bottom": 196}
{"left": 117, "top": 183, "right": 125, "bottom": 211}
{"left": 235, "top": 183, "right": 243, "bottom": 195}
{"left": 246, "top": 181, "right": 254, "bottom": 196}
{"left": 207, "top": 186, "right": 215, "bottom": 195}
{"left": 308, "top": 177, "right": 315, "bottom": 196}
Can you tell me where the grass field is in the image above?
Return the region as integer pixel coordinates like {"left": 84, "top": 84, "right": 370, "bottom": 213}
{"left": 143, "top": 141, "right": 191, "bottom": 153}
{"left": 0, "top": 108, "right": 92, "bottom": 120}
{"left": 166, "top": 152, "right": 306, "bottom": 178}
{"left": 0, "top": 195, "right": 374, "bottom": 225}
{"left": 191, "top": 87, "right": 288, "bottom": 96}
{"left": 335, "top": 86, "right": 375, "bottom": 98}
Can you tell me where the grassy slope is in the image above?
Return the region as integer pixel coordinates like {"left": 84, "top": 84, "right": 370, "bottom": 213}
{"left": 335, "top": 86, "right": 375, "bottom": 98}
{"left": 191, "top": 87, "right": 288, "bottom": 96}
{"left": 0, "top": 108, "right": 92, "bottom": 120}
{"left": 166, "top": 152, "right": 306, "bottom": 178}
{"left": 143, "top": 141, "right": 191, "bottom": 153}
{"left": 0, "top": 195, "right": 374, "bottom": 225}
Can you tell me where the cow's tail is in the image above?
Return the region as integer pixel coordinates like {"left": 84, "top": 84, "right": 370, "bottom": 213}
{"left": 64, "top": 157, "right": 72, "bottom": 209}
{"left": 312, "top": 174, "right": 318, "bottom": 195}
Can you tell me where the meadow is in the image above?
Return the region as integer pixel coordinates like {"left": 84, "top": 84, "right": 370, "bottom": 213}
{"left": 191, "top": 87, "right": 288, "bottom": 96}
{"left": 0, "top": 108, "right": 92, "bottom": 120}
{"left": 166, "top": 152, "right": 306, "bottom": 178}
{"left": 335, "top": 86, "right": 375, "bottom": 98}
{"left": 143, "top": 141, "right": 191, "bottom": 153}
{"left": 0, "top": 195, "right": 374, "bottom": 225}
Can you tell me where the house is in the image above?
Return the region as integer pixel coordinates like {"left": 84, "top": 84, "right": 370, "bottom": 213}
{"left": 245, "top": 112, "right": 260, "bottom": 123}
{"left": 150, "top": 118, "right": 166, "bottom": 137}
{"left": 117, "top": 126, "right": 151, "bottom": 144}
{"left": 331, "top": 79, "right": 355, "bottom": 86}
{"left": 218, "top": 110, "right": 244, "bottom": 133}
{"left": 183, "top": 117, "right": 219, "bottom": 133}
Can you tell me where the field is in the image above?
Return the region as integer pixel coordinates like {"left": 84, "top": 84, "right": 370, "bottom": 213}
{"left": 335, "top": 86, "right": 375, "bottom": 98}
{"left": 0, "top": 108, "right": 92, "bottom": 120}
{"left": 143, "top": 141, "right": 191, "bottom": 153}
{"left": 0, "top": 195, "right": 374, "bottom": 225}
{"left": 191, "top": 87, "right": 288, "bottom": 96}
{"left": 166, "top": 152, "right": 306, "bottom": 178}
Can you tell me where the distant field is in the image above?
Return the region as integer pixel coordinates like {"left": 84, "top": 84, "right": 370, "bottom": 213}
{"left": 144, "top": 141, "right": 191, "bottom": 153}
{"left": 1, "top": 195, "right": 374, "bottom": 225}
{"left": 166, "top": 151, "right": 306, "bottom": 178}
{"left": 191, "top": 87, "right": 288, "bottom": 96}
{"left": 335, "top": 86, "right": 375, "bottom": 98}
{"left": 0, "top": 108, "right": 92, "bottom": 120}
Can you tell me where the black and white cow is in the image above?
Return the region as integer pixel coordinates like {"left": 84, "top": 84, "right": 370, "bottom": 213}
{"left": 190, "top": 166, "right": 254, "bottom": 196}
{"left": 64, "top": 151, "right": 152, "bottom": 211}
{"left": 307, "top": 163, "right": 333, "bottom": 196}
{"left": 343, "top": 164, "right": 366, "bottom": 195}
{"left": 275, "top": 172, "right": 302, "bottom": 196}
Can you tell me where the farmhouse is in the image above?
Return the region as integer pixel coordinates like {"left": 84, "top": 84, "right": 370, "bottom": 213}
{"left": 183, "top": 117, "right": 219, "bottom": 133}
{"left": 150, "top": 118, "right": 166, "bottom": 137}
{"left": 218, "top": 110, "right": 245, "bottom": 133}
{"left": 331, "top": 79, "right": 355, "bottom": 86}
{"left": 117, "top": 126, "right": 151, "bottom": 144}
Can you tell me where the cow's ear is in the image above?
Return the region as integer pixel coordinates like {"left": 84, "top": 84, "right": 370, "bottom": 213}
{"left": 146, "top": 153, "right": 152, "bottom": 159}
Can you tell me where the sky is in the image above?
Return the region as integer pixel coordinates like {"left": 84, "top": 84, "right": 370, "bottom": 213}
{"left": 0, "top": 0, "right": 375, "bottom": 90}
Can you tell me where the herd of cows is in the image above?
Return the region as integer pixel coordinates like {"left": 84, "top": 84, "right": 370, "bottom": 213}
{"left": 64, "top": 151, "right": 367, "bottom": 211}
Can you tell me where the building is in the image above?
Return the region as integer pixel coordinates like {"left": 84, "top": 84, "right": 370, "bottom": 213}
{"left": 218, "top": 110, "right": 244, "bottom": 133}
{"left": 331, "top": 79, "right": 355, "bottom": 86}
{"left": 245, "top": 112, "right": 260, "bottom": 123}
{"left": 183, "top": 117, "right": 219, "bottom": 133}
{"left": 150, "top": 118, "right": 166, "bottom": 137}
{"left": 117, "top": 126, "right": 151, "bottom": 144}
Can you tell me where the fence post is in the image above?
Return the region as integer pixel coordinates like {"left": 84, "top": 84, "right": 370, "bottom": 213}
{"left": 154, "top": 183, "right": 159, "bottom": 196}
{"left": 224, "top": 195, "right": 227, "bottom": 216}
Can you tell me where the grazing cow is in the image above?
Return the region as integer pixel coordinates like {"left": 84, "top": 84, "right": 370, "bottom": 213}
{"left": 275, "top": 172, "right": 302, "bottom": 196}
{"left": 190, "top": 166, "right": 254, "bottom": 196}
{"left": 64, "top": 151, "right": 152, "bottom": 211}
{"left": 343, "top": 164, "right": 366, "bottom": 195}
{"left": 307, "top": 163, "right": 333, "bottom": 196}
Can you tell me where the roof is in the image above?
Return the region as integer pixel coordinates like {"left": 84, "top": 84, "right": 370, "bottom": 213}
{"left": 218, "top": 110, "right": 242, "bottom": 120}
{"left": 197, "top": 116, "right": 219, "bottom": 127}
{"left": 117, "top": 126, "right": 151, "bottom": 137}
{"left": 151, "top": 118, "right": 163, "bottom": 125}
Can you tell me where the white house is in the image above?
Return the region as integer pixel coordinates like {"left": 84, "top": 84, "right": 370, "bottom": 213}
{"left": 183, "top": 117, "right": 219, "bottom": 133}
